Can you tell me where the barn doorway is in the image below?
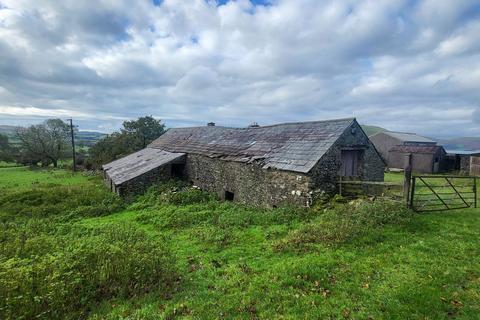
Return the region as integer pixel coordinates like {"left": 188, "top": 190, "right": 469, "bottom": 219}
{"left": 224, "top": 191, "right": 235, "bottom": 201}
{"left": 171, "top": 163, "right": 185, "bottom": 179}
{"left": 340, "top": 150, "right": 362, "bottom": 178}
{"left": 433, "top": 156, "right": 440, "bottom": 173}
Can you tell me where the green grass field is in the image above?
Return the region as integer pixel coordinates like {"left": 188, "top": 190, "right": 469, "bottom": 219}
{"left": 385, "top": 171, "right": 477, "bottom": 212}
{"left": 1, "top": 167, "right": 479, "bottom": 319}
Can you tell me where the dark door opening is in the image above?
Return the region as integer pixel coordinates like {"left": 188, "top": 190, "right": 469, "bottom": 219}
{"left": 225, "top": 191, "right": 234, "bottom": 201}
{"left": 171, "top": 163, "right": 185, "bottom": 179}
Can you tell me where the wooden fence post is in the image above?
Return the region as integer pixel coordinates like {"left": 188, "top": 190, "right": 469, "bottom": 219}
{"left": 404, "top": 154, "right": 412, "bottom": 206}
{"left": 339, "top": 176, "right": 342, "bottom": 196}
{"left": 410, "top": 177, "right": 416, "bottom": 210}
{"left": 474, "top": 177, "right": 477, "bottom": 209}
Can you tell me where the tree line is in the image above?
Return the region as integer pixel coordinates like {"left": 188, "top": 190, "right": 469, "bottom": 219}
{"left": 0, "top": 116, "right": 165, "bottom": 169}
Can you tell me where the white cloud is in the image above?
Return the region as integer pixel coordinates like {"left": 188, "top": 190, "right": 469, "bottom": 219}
{"left": 0, "top": 0, "right": 479, "bottom": 136}
{"left": 0, "top": 105, "right": 89, "bottom": 118}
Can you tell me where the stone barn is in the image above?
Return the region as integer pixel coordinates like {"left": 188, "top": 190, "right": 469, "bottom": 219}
{"left": 103, "top": 118, "right": 385, "bottom": 207}
{"left": 369, "top": 131, "right": 446, "bottom": 173}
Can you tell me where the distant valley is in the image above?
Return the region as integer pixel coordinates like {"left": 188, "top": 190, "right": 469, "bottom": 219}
{"left": 0, "top": 125, "right": 106, "bottom": 147}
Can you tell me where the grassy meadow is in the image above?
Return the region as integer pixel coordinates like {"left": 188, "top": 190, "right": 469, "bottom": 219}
{"left": 0, "top": 166, "right": 479, "bottom": 319}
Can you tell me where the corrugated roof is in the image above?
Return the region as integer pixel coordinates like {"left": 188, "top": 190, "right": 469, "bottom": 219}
{"left": 382, "top": 131, "right": 436, "bottom": 144}
{"left": 389, "top": 145, "right": 444, "bottom": 154}
{"left": 149, "top": 118, "right": 355, "bottom": 173}
{"left": 445, "top": 149, "right": 480, "bottom": 155}
{"left": 103, "top": 148, "right": 185, "bottom": 185}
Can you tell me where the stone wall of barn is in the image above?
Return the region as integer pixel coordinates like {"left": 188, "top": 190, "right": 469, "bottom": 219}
{"left": 185, "top": 154, "right": 311, "bottom": 208}
{"left": 308, "top": 121, "right": 385, "bottom": 194}
{"left": 388, "top": 151, "right": 434, "bottom": 173}
{"left": 470, "top": 156, "right": 480, "bottom": 176}
{"left": 460, "top": 155, "right": 471, "bottom": 173}
{"left": 114, "top": 164, "right": 173, "bottom": 198}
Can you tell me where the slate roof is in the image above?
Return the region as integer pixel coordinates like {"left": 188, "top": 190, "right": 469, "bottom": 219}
{"left": 389, "top": 145, "right": 445, "bottom": 154}
{"left": 382, "top": 131, "right": 436, "bottom": 144}
{"left": 103, "top": 148, "right": 185, "bottom": 185}
{"left": 149, "top": 118, "right": 355, "bottom": 173}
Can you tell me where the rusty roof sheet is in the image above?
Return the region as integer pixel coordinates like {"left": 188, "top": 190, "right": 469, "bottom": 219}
{"left": 389, "top": 145, "right": 444, "bottom": 154}
{"left": 149, "top": 118, "right": 355, "bottom": 173}
{"left": 103, "top": 148, "right": 185, "bottom": 185}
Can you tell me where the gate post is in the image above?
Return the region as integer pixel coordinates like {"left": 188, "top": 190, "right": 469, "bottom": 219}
{"left": 410, "top": 177, "right": 416, "bottom": 209}
{"left": 339, "top": 176, "right": 342, "bottom": 196}
{"left": 404, "top": 154, "right": 412, "bottom": 206}
{"left": 474, "top": 177, "right": 477, "bottom": 209}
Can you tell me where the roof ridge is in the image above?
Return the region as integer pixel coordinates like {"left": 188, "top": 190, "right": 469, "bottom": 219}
{"left": 386, "top": 130, "right": 430, "bottom": 137}
{"left": 168, "top": 117, "right": 355, "bottom": 131}
{"left": 247, "top": 117, "right": 355, "bottom": 129}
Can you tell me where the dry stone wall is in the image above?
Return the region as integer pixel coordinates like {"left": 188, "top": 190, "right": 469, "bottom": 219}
{"left": 185, "top": 154, "right": 311, "bottom": 207}
{"left": 114, "top": 164, "right": 172, "bottom": 198}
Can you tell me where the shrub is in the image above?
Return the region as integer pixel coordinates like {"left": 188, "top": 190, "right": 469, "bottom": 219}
{"left": 0, "top": 185, "right": 124, "bottom": 219}
{"left": 0, "top": 224, "right": 178, "bottom": 320}
{"left": 129, "top": 180, "right": 216, "bottom": 210}
{"left": 273, "top": 199, "right": 413, "bottom": 251}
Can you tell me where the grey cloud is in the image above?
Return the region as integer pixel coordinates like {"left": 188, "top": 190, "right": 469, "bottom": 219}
{"left": 0, "top": 0, "right": 479, "bottom": 137}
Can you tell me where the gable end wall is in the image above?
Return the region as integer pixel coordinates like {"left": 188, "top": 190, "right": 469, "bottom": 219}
{"left": 308, "top": 121, "right": 385, "bottom": 193}
{"left": 369, "top": 133, "right": 401, "bottom": 161}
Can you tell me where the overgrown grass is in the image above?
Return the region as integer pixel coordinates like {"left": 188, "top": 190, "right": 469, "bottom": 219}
{"left": 0, "top": 224, "right": 177, "bottom": 319}
{"left": 0, "top": 168, "right": 177, "bottom": 319}
{"left": 384, "top": 171, "right": 405, "bottom": 183}
{"left": 1, "top": 167, "right": 479, "bottom": 319}
{"left": 0, "top": 166, "right": 90, "bottom": 191}
{"left": 273, "top": 198, "right": 413, "bottom": 251}
{"left": 0, "top": 161, "right": 20, "bottom": 168}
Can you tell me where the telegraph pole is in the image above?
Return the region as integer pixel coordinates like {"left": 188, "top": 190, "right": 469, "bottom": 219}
{"left": 68, "top": 118, "right": 76, "bottom": 172}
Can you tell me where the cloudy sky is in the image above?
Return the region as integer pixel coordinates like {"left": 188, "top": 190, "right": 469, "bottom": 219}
{"left": 0, "top": 0, "right": 479, "bottom": 137}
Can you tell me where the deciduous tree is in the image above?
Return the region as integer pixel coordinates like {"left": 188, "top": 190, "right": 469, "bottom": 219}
{"left": 122, "top": 116, "right": 166, "bottom": 149}
{"left": 89, "top": 116, "right": 166, "bottom": 167}
{"left": 16, "top": 119, "right": 70, "bottom": 167}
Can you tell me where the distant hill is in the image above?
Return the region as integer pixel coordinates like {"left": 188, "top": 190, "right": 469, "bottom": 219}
{"left": 437, "top": 137, "right": 480, "bottom": 151}
{"left": 360, "top": 124, "right": 480, "bottom": 151}
{"left": 361, "top": 125, "right": 387, "bottom": 137}
{"left": 0, "top": 125, "right": 21, "bottom": 144}
{"left": 0, "top": 125, "right": 106, "bottom": 146}
{"left": 0, "top": 125, "right": 20, "bottom": 138}
{"left": 76, "top": 131, "right": 107, "bottom": 147}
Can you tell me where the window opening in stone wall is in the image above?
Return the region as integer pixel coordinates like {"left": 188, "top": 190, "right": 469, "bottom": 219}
{"left": 171, "top": 163, "right": 185, "bottom": 179}
{"left": 225, "top": 191, "right": 234, "bottom": 201}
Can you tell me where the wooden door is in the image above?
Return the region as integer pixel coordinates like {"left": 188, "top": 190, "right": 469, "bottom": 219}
{"left": 340, "top": 150, "right": 361, "bottom": 178}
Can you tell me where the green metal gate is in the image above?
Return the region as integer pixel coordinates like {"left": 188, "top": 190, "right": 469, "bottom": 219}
{"left": 410, "top": 176, "right": 477, "bottom": 212}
